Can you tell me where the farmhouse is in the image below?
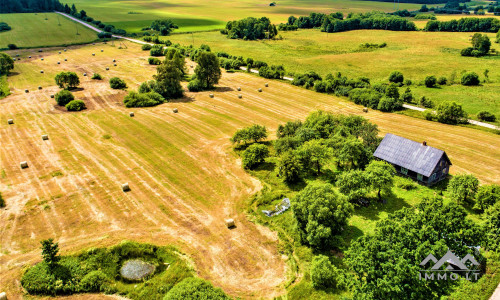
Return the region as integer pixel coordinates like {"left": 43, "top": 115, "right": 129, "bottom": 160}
{"left": 373, "top": 133, "right": 451, "bottom": 185}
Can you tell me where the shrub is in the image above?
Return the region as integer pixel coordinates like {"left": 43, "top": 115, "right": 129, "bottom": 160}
{"left": 404, "top": 79, "right": 412, "bottom": 86}
{"left": 123, "top": 91, "right": 165, "bottom": 108}
{"left": 389, "top": 71, "right": 404, "bottom": 84}
{"left": 437, "top": 76, "right": 447, "bottom": 85}
{"left": 65, "top": 100, "right": 86, "bottom": 111}
{"left": 242, "top": 144, "right": 269, "bottom": 169}
{"left": 7, "top": 44, "right": 17, "bottom": 50}
{"left": 424, "top": 109, "right": 435, "bottom": 121}
{"left": 142, "top": 44, "right": 152, "bottom": 50}
{"left": 377, "top": 97, "right": 402, "bottom": 112}
{"left": 473, "top": 184, "right": 500, "bottom": 211}
{"left": 187, "top": 79, "right": 203, "bottom": 92}
{"left": 148, "top": 57, "right": 161, "bottom": 65}
{"left": 150, "top": 45, "right": 164, "bottom": 57}
{"left": 477, "top": 111, "right": 496, "bottom": 122}
{"left": 437, "top": 102, "right": 468, "bottom": 124}
{"left": 164, "top": 277, "right": 230, "bottom": 300}
{"left": 424, "top": 75, "right": 437, "bottom": 88}
{"left": 419, "top": 96, "right": 434, "bottom": 108}
{"left": 80, "top": 271, "right": 109, "bottom": 292}
{"left": 461, "top": 72, "right": 480, "bottom": 86}
{"left": 55, "top": 72, "right": 80, "bottom": 89}
{"left": 311, "top": 255, "right": 339, "bottom": 289}
{"left": 461, "top": 47, "right": 474, "bottom": 56}
{"left": 97, "top": 32, "right": 112, "bottom": 39}
{"left": 91, "top": 73, "right": 102, "bottom": 80}
{"left": 109, "top": 77, "right": 127, "bottom": 89}
{"left": 396, "top": 178, "right": 418, "bottom": 190}
{"left": 0, "top": 192, "right": 4, "bottom": 207}
{"left": 138, "top": 80, "right": 158, "bottom": 93}
{"left": 55, "top": 90, "right": 75, "bottom": 106}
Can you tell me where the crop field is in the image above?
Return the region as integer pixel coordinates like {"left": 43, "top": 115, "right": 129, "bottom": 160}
{"left": 66, "top": 0, "right": 421, "bottom": 33}
{"left": 169, "top": 29, "right": 500, "bottom": 120}
{"left": 0, "top": 13, "right": 98, "bottom": 49}
{"left": 0, "top": 43, "right": 499, "bottom": 298}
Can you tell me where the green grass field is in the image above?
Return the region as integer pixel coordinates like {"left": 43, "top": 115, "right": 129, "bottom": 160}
{"left": 168, "top": 29, "right": 500, "bottom": 120}
{"left": 0, "top": 13, "right": 98, "bottom": 49}
{"left": 66, "top": 0, "right": 421, "bottom": 33}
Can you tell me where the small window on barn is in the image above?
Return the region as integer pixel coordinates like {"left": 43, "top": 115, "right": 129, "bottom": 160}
{"left": 430, "top": 173, "right": 436, "bottom": 181}
{"left": 401, "top": 167, "right": 408, "bottom": 175}
{"left": 417, "top": 174, "right": 423, "bottom": 181}
{"left": 442, "top": 168, "right": 447, "bottom": 175}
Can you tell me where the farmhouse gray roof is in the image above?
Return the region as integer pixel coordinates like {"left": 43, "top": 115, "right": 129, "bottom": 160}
{"left": 373, "top": 133, "right": 451, "bottom": 177}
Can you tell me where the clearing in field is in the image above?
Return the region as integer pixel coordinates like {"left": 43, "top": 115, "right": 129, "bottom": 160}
{"left": 0, "top": 42, "right": 499, "bottom": 299}
{"left": 0, "top": 13, "right": 98, "bottom": 49}
{"left": 169, "top": 29, "right": 500, "bottom": 121}
{"left": 67, "top": 0, "right": 421, "bottom": 33}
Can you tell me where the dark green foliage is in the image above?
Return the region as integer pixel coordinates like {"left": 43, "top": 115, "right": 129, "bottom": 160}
{"left": 436, "top": 102, "right": 468, "bottom": 124}
{"left": 401, "top": 87, "right": 414, "bottom": 103}
{"left": 41, "top": 238, "right": 60, "bottom": 267}
{"left": 54, "top": 90, "right": 74, "bottom": 106}
{"left": 0, "top": 0, "right": 65, "bottom": 13}
{"left": 0, "top": 192, "right": 4, "bottom": 207}
{"left": 154, "top": 60, "right": 184, "bottom": 99}
{"left": 462, "top": 33, "right": 491, "bottom": 57}
{"left": 242, "top": 144, "right": 269, "bottom": 169}
{"left": 187, "top": 79, "right": 203, "bottom": 92}
{"left": 310, "top": 255, "right": 339, "bottom": 289}
{"left": 424, "top": 75, "right": 437, "bottom": 87}
{"left": 277, "top": 120, "right": 303, "bottom": 138}
{"left": 292, "top": 182, "right": 353, "bottom": 249}
{"left": 97, "top": 31, "right": 112, "bottom": 39}
{"left": 277, "top": 150, "right": 303, "bottom": 183}
{"left": 419, "top": 96, "right": 434, "bottom": 108}
{"left": 164, "top": 277, "right": 230, "bottom": 300}
{"left": 497, "top": 29, "right": 500, "bottom": 43}
{"left": 138, "top": 80, "right": 158, "bottom": 94}
{"left": 0, "top": 22, "right": 11, "bottom": 32}
{"left": 223, "top": 17, "right": 275, "bottom": 40}
{"left": 346, "top": 197, "right": 483, "bottom": 299}
{"left": 55, "top": 72, "right": 79, "bottom": 89}
{"left": 142, "top": 44, "right": 152, "bottom": 51}
{"left": 7, "top": 44, "right": 17, "bottom": 50}
{"left": 91, "top": 73, "right": 102, "bottom": 80}
{"left": 109, "top": 77, "right": 127, "bottom": 89}
{"left": 292, "top": 71, "right": 322, "bottom": 88}
{"left": 437, "top": 76, "right": 448, "bottom": 85}
{"left": 296, "top": 139, "right": 331, "bottom": 174}
{"left": 150, "top": 19, "right": 178, "bottom": 36}
{"left": 474, "top": 184, "right": 500, "bottom": 211}
{"left": 484, "top": 202, "right": 500, "bottom": 251}
{"left": 364, "top": 160, "right": 395, "bottom": 201}
{"left": 123, "top": 91, "right": 165, "bottom": 108}
{"left": 447, "top": 174, "right": 479, "bottom": 205}
{"left": 336, "top": 170, "right": 369, "bottom": 203}
{"left": 148, "top": 57, "right": 161, "bottom": 65}
{"left": 388, "top": 71, "right": 404, "bottom": 84}
{"left": 385, "top": 83, "right": 400, "bottom": 99}
{"left": 150, "top": 45, "right": 165, "bottom": 57}
{"left": 461, "top": 72, "right": 480, "bottom": 86}
{"left": 65, "top": 100, "right": 86, "bottom": 111}
{"left": 0, "top": 53, "right": 14, "bottom": 75}
{"left": 321, "top": 12, "right": 417, "bottom": 33}
{"left": 80, "top": 271, "right": 110, "bottom": 292}
{"left": 286, "top": 13, "right": 333, "bottom": 29}
{"left": 425, "top": 17, "right": 500, "bottom": 33}
{"left": 259, "top": 65, "right": 285, "bottom": 79}
{"left": 194, "top": 51, "right": 221, "bottom": 89}
{"left": 377, "top": 96, "right": 403, "bottom": 112}
{"left": 231, "top": 124, "right": 268, "bottom": 144}
{"left": 477, "top": 111, "right": 497, "bottom": 122}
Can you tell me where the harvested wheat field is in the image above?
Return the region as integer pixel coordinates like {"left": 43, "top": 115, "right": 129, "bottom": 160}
{"left": 0, "top": 42, "right": 499, "bottom": 299}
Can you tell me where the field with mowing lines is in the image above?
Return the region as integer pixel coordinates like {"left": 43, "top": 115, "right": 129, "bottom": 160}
{"left": 169, "top": 29, "right": 500, "bottom": 121}
{"left": 66, "top": 0, "right": 421, "bottom": 33}
{"left": 1, "top": 42, "right": 499, "bottom": 299}
{"left": 0, "top": 13, "right": 98, "bottom": 49}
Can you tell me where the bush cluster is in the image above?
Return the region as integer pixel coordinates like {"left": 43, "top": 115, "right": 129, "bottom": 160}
{"left": 109, "top": 77, "right": 127, "bottom": 89}
{"left": 123, "top": 91, "right": 165, "bottom": 107}
{"left": 65, "top": 100, "right": 86, "bottom": 111}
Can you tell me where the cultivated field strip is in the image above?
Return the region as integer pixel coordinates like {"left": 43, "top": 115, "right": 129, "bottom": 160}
{"left": 1, "top": 43, "right": 499, "bottom": 299}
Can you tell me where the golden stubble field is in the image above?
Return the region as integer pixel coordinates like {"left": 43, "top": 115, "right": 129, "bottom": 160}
{"left": 0, "top": 42, "right": 499, "bottom": 299}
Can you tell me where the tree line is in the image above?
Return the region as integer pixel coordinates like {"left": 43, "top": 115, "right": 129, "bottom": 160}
{"left": 425, "top": 17, "right": 500, "bottom": 32}
{"left": 321, "top": 12, "right": 417, "bottom": 33}
{"left": 221, "top": 17, "right": 278, "bottom": 40}
{"left": 0, "top": 0, "right": 64, "bottom": 13}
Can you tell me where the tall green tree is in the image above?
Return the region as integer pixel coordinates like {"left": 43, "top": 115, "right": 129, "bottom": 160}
{"left": 242, "top": 144, "right": 269, "bottom": 169}
{"left": 337, "top": 137, "right": 369, "bottom": 169}
{"left": 336, "top": 170, "right": 369, "bottom": 203}
{"left": 484, "top": 202, "right": 500, "bottom": 251}
{"left": 311, "top": 255, "right": 339, "bottom": 289}
{"left": 55, "top": 72, "right": 80, "bottom": 89}
{"left": 154, "top": 60, "right": 184, "bottom": 99}
{"left": 364, "top": 160, "right": 395, "bottom": 201}
{"left": 277, "top": 151, "right": 303, "bottom": 184}
{"left": 436, "top": 102, "right": 468, "bottom": 124}
{"left": 474, "top": 184, "right": 500, "bottom": 211}
{"left": 41, "top": 238, "right": 60, "bottom": 268}
{"left": 447, "top": 174, "right": 479, "bottom": 205}
{"left": 292, "top": 182, "right": 353, "bottom": 249}
{"left": 0, "top": 53, "right": 14, "bottom": 75}
{"left": 194, "top": 51, "right": 221, "bottom": 89}
{"left": 296, "top": 139, "right": 331, "bottom": 175}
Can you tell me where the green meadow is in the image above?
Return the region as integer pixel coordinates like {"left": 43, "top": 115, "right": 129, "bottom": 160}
{"left": 0, "top": 13, "right": 98, "bottom": 48}
{"left": 168, "top": 29, "right": 500, "bottom": 120}
{"left": 66, "top": 0, "right": 421, "bottom": 33}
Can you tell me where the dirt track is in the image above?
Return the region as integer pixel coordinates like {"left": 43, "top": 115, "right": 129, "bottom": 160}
{"left": 0, "top": 42, "right": 499, "bottom": 299}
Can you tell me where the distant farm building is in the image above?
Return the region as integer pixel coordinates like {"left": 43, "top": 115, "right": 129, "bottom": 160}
{"left": 373, "top": 133, "right": 451, "bottom": 185}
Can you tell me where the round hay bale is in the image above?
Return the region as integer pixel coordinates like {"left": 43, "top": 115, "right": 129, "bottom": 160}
{"left": 190, "top": 65, "right": 194, "bottom": 68}
{"left": 64, "top": 58, "right": 67, "bottom": 61}
{"left": 16, "top": 54, "right": 19, "bottom": 57}
{"left": 38, "top": 86, "right": 42, "bottom": 90}
{"left": 363, "top": 107, "right": 368, "bottom": 113}
{"left": 101, "top": 49, "right": 104, "bottom": 52}
{"left": 113, "top": 59, "right": 116, "bottom": 62}
{"left": 8, "top": 119, "right": 13, "bottom": 124}
{"left": 114, "top": 64, "right": 117, "bottom": 66}
{"left": 57, "top": 61, "right": 60, "bottom": 64}
{"left": 50, "top": 94, "right": 54, "bottom": 98}
{"left": 225, "top": 218, "right": 235, "bottom": 228}
{"left": 173, "top": 108, "right": 178, "bottom": 113}
{"left": 92, "top": 53, "right": 95, "bottom": 56}
{"left": 20, "top": 161, "right": 28, "bottom": 169}
{"left": 25, "top": 89, "right": 29, "bottom": 93}
{"left": 58, "top": 51, "right": 61, "bottom": 54}
{"left": 0, "top": 292, "right": 7, "bottom": 300}
{"left": 40, "top": 58, "right": 44, "bottom": 61}
{"left": 258, "top": 88, "right": 262, "bottom": 92}
{"left": 13, "top": 58, "right": 16, "bottom": 61}
{"left": 83, "top": 73, "right": 87, "bottom": 76}
{"left": 129, "top": 112, "right": 135, "bottom": 117}
{"left": 265, "top": 83, "right": 269, "bottom": 87}
{"left": 209, "top": 94, "right": 214, "bottom": 98}
{"left": 28, "top": 56, "right": 32, "bottom": 58}
{"left": 40, "top": 70, "right": 44, "bottom": 73}
{"left": 42, "top": 134, "right": 49, "bottom": 140}
{"left": 106, "top": 67, "right": 109, "bottom": 70}
{"left": 64, "top": 49, "right": 67, "bottom": 52}
{"left": 122, "top": 183, "right": 130, "bottom": 192}
{"left": 237, "top": 87, "right": 241, "bottom": 91}
{"left": 38, "top": 49, "right": 42, "bottom": 53}
{"left": 238, "top": 94, "right": 242, "bottom": 99}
